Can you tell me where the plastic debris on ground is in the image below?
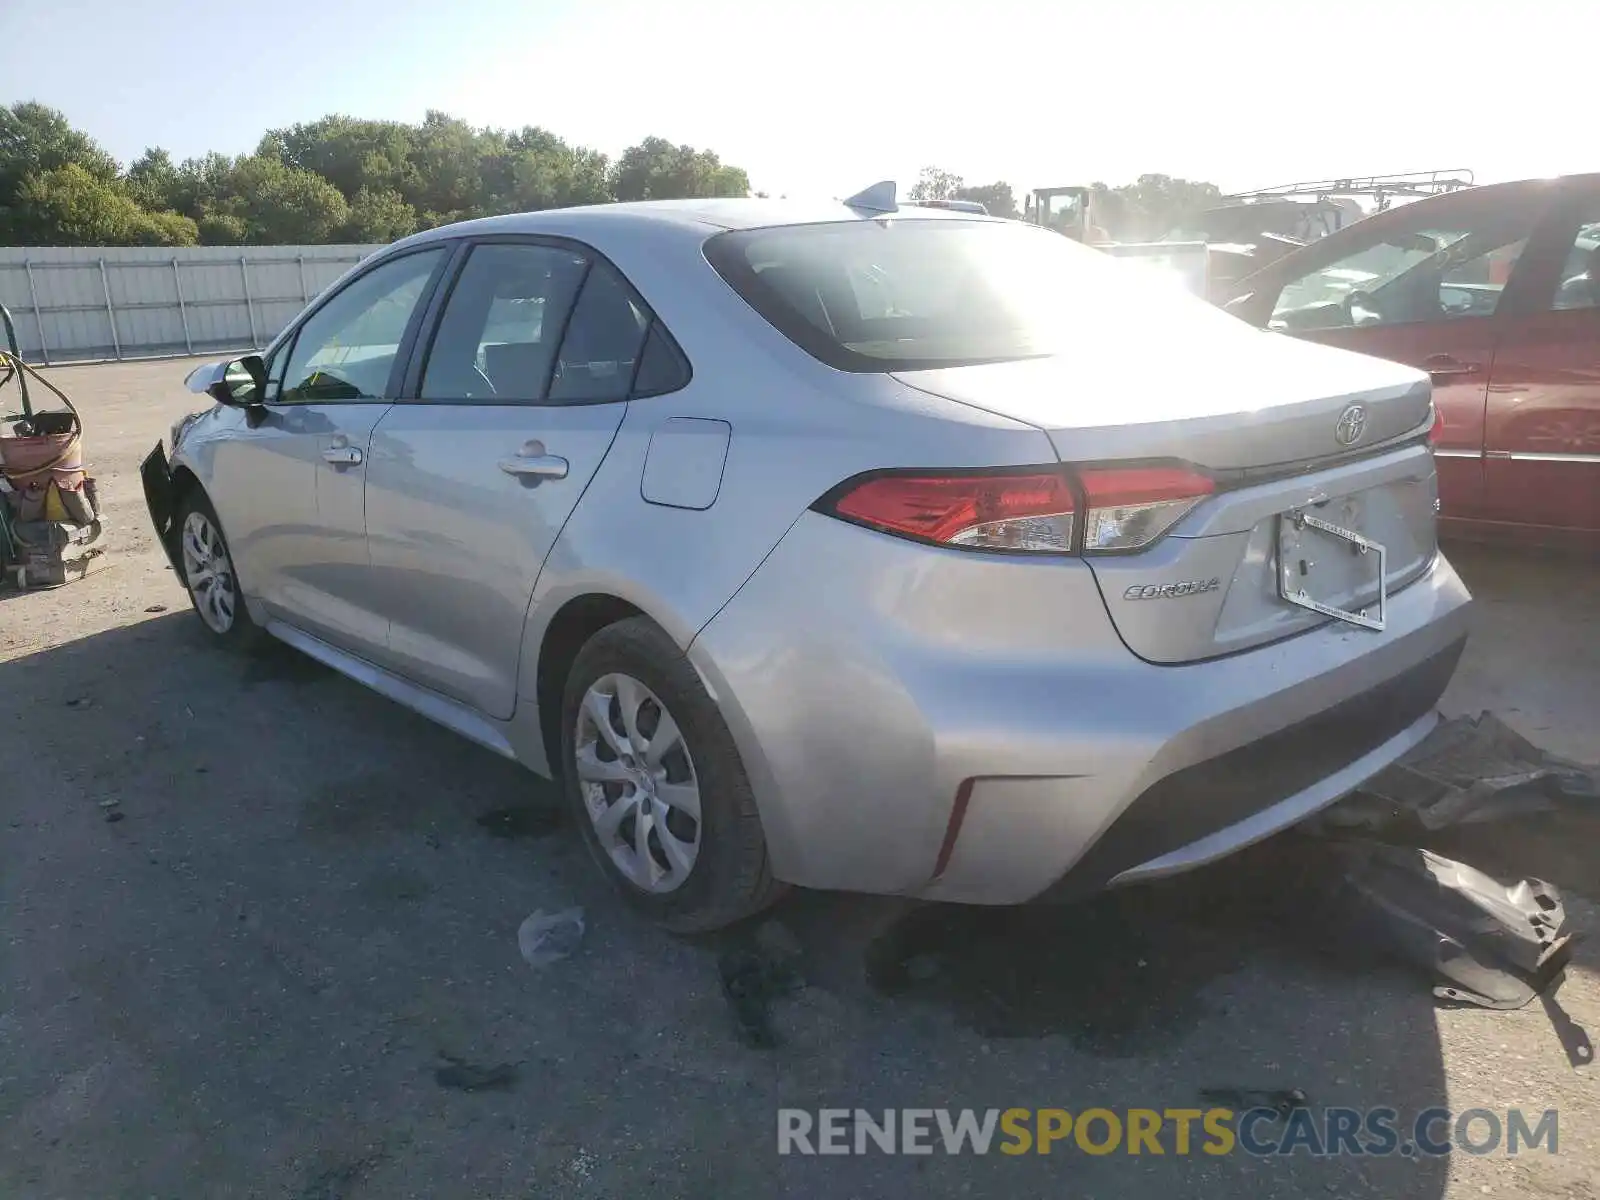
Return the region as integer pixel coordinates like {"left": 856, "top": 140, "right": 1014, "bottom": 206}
{"left": 1199, "top": 1087, "right": 1309, "bottom": 1118}
{"left": 1326, "top": 841, "right": 1574, "bottom": 1009}
{"left": 433, "top": 1054, "right": 520, "bottom": 1092}
{"left": 1304, "top": 711, "right": 1595, "bottom": 1019}
{"left": 1314, "top": 711, "right": 1598, "bottom": 836}
{"left": 517, "top": 907, "right": 585, "bottom": 967}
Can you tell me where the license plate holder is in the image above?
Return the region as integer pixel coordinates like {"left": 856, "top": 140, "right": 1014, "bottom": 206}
{"left": 1277, "top": 510, "right": 1387, "bottom": 632}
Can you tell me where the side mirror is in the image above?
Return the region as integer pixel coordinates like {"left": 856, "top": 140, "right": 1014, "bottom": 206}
{"left": 185, "top": 355, "right": 267, "bottom": 408}
{"left": 213, "top": 355, "right": 267, "bottom": 408}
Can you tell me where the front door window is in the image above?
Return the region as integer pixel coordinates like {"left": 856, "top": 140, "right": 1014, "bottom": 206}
{"left": 279, "top": 249, "right": 445, "bottom": 403}
{"left": 1270, "top": 205, "right": 1535, "bottom": 333}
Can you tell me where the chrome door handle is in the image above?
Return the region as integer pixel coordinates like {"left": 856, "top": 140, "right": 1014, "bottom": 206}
{"left": 1423, "top": 355, "right": 1480, "bottom": 378}
{"left": 498, "top": 454, "right": 568, "bottom": 480}
{"left": 322, "top": 446, "right": 363, "bottom": 466}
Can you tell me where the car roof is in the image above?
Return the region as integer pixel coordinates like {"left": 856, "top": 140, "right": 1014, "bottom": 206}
{"left": 1231, "top": 173, "right": 1600, "bottom": 231}
{"left": 1267, "top": 172, "right": 1600, "bottom": 250}
{"left": 390, "top": 195, "right": 1005, "bottom": 252}
{"left": 1226, "top": 172, "right": 1600, "bottom": 295}
{"left": 1368, "top": 172, "right": 1600, "bottom": 213}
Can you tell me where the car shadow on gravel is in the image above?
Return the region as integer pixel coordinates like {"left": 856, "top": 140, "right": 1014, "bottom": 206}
{"left": 857, "top": 838, "right": 1410, "bottom": 1050}
{"left": 851, "top": 824, "right": 1597, "bottom": 1047}
{"left": 770, "top": 836, "right": 1455, "bottom": 1050}
{"left": 0, "top": 611, "right": 1497, "bottom": 1199}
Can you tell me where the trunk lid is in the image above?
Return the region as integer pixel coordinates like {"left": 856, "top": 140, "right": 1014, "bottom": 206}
{"left": 893, "top": 335, "right": 1439, "bottom": 663}
{"left": 892, "top": 326, "right": 1432, "bottom": 471}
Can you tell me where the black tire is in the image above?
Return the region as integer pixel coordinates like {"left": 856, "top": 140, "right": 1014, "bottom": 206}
{"left": 175, "top": 489, "right": 265, "bottom": 654}
{"left": 560, "top": 616, "right": 785, "bottom": 933}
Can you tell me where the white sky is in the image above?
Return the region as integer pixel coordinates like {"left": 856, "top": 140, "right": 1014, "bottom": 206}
{"left": 3, "top": 0, "right": 1590, "bottom": 197}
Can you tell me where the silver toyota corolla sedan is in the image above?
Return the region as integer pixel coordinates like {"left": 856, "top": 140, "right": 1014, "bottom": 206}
{"left": 141, "top": 192, "right": 1472, "bottom": 931}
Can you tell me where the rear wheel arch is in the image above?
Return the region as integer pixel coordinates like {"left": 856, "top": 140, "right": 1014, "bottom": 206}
{"left": 555, "top": 611, "right": 785, "bottom": 930}
{"left": 535, "top": 593, "right": 647, "bottom": 772}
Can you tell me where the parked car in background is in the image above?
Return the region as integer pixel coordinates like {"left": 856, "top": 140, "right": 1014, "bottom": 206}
{"left": 143, "top": 195, "right": 1469, "bottom": 932}
{"left": 1223, "top": 174, "right": 1600, "bottom": 551}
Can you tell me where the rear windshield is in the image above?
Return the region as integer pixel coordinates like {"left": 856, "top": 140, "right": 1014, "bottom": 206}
{"left": 704, "top": 218, "right": 1226, "bottom": 372}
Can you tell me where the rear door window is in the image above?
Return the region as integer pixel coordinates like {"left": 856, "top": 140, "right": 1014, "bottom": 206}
{"left": 420, "top": 243, "right": 589, "bottom": 402}
{"left": 418, "top": 243, "right": 684, "bottom": 404}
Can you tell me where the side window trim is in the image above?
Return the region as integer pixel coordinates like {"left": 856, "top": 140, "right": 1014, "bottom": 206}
{"left": 396, "top": 239, "right": 475, "bottom": 400}
{"left": 262, "top": 336, "right": 292, "bottom": 402}
{"left": 270, "top": 243, "right": 454, "bottom": 406}
{"left": 539, "top": 257, "right": 597, "bottom": 400}
{"left": 626, "top": 322, "right": 655, "bottom": 395}
{"left": 393, "top": 232, "right": 691, "bottom": 406}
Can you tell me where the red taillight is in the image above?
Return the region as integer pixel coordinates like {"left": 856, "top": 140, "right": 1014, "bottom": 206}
{"left": 829, "top": 471, "right": 1077, "bottom": 553}
{"left": 1427, "top": 404, "right": 1445, "bottom": 445}
{"left": 1077, "top": 465, "right": 1214, "bottom": 552}
{"left": 820, "top": 462, "right": 1216, "bottom": 555}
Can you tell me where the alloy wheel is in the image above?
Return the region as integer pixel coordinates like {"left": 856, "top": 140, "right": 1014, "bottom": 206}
{"left": 573, "top": 672, "right": 702, "bottom": 894}
{"left": 181, "top": 509, "right": 238, "bottom": 635}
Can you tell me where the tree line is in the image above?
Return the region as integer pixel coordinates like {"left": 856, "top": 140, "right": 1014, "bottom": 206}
{"left": 907, "top": 166, "right": 1224, "bottom": 242}
{"left": 0, "top": 102, "right": 1228, "bottom": 249}
{"left": 0, "top": 102, "right": 752, "bottom": 247}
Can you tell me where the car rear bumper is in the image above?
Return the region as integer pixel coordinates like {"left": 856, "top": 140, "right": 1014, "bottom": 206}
{"left": 1035, "top": 639, "right": 1459, "bottom": 898}
{"left": 688, "top": 511, "right": 1473, "bottom": 904}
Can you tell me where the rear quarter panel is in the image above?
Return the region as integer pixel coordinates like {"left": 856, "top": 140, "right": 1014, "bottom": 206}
{"left": 513, "top": 219, "right": 1057, "bottom": 764}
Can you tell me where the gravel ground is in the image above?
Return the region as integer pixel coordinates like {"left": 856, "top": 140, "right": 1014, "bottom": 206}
{"left": 2, "top": 358, "right": 1596, "bottom": 1199}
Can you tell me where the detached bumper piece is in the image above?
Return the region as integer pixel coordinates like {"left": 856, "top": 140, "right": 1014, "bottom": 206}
{"left": 1314, "top": 710, "right": 1597, "bottom": 834}
{"left": 1306, "top": 711, "right": 1593, "bottom": 1016}
{"left": 1332, "top": 841, "right": 1574, "bottom": 1010}
{"left": 140, "top": 441, "right": 182, "bottom": 573}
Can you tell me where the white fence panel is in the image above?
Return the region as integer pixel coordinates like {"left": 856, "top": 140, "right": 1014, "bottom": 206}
{"left": 0, "top": 244, "right": 384, "bottom": 364}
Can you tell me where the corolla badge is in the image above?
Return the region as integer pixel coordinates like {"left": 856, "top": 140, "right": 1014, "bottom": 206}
{"left": 1123, "top": 578, "right": 1221, "bottom": 601}
{"left": 1334, "top": 404, "right": 1367, "bottom": 447}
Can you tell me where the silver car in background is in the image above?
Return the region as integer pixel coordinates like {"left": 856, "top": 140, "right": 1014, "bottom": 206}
{"left": 141, "top": 194, "right": 1472, "bottom": 931}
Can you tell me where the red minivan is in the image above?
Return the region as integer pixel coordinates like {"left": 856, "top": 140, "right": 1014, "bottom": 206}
{"left": 1223, "top": 174, "right": 1600, "bottom": 552}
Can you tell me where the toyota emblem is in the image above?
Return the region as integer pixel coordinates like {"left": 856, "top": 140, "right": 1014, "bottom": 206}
{"left": 1335, "top": 404, "right": 1367, "bottom": 447}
